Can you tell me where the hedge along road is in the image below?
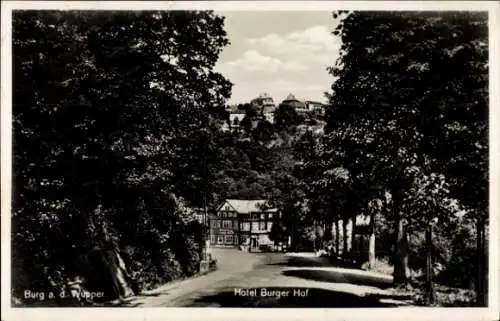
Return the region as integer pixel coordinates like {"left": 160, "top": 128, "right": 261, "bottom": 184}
{"left": 119, "top": 248, "right": 412, "bottom": 308}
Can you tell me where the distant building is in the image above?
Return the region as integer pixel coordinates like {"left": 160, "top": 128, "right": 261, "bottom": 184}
{"left": 221, "top": 94, "right": 324, "bottom": 131}
{"left": 251, "top": 92, "right": 275, "bottom": 114}
{"left": 281, "top": 93, "right": 306, "bottom": 110}
{"left": 305, "top": 100, "right": 325, "bottom": 112}
{"left": 280, "top": 95, "right": 327, "bottom": 117}
{"left": 210, "top": 199, "right": 279, "bottom": 252}
{"left": 281, "top": 93, "right": 314, "bottom": 118}
{"left": 223, "top": 104, "right": 246, "bottom": 131}
{"left": 251, "top": 93, "right": 276, "bottom": 124}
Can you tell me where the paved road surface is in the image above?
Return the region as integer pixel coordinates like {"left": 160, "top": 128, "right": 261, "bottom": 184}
{"left": 123, "top": 248, "right": 411, "bottom": 307}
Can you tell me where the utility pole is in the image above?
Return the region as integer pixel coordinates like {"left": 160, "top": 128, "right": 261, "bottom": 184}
{"left": 313, "top": 219, "right": 316, "bottom": 252}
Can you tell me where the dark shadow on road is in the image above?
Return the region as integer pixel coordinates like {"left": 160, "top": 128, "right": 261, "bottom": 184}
{"left": 262, "top": 253, "right": 364, "bottom": 270}
{"left": 264, "top": 257, "right": 334, "bottom": 267}
{"left": 137, "top": 292, "right": 164, "bottom": 297}
{"left": 282, "top": 269, "right": 393, "bottom": 289}
{"left": 184, "top": 287, "right": 400, "bottom": 307}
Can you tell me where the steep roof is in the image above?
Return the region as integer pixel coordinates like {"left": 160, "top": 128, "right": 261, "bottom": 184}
{"left": 283, "top": 93, "right": 306, "bottom": 105}
{"left": 220, "top": 199, "right": 277, "bottom": 214}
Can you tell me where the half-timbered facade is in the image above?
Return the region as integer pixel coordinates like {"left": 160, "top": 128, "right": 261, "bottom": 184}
{"left": 210, "top": 199, "right": 279, "bottom": 251}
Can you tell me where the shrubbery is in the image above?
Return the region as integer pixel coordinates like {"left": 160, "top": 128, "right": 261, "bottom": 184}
{"left": 361, "top": 217, "right": 481, "bottom": 292}
{"left": 361, "top": 257, "right": 394, "bottom": 275}
{"left": 12, "top": 196, "right": 205, "bottom": 306}
{"left": 12, "top": 10, "right": 230, "bottom": 306}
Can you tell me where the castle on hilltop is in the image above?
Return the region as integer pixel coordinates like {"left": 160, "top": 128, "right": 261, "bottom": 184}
{"left": 251, "top": 92, "right": 276, "bottom": 122}
{"left": 223, "top": 93, "right": 326, "bottom": 131}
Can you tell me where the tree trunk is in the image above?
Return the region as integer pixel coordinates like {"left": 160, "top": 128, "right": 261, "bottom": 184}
{"left": 476, "top": 217, "right": 487, "bottom": 306}
{"left": 392, "top": 191, "right": 410, "bottom": 286}
{"left": 393, "top": 216, "right": 410, "bottom": 286}
{"left": 350, "top": 217, "right": 355, "bottom": 255}
{"left": 115, "top": 250, "right": 135, "bottom": 297}
{"left": 312, "top": 220, "right": 316, "bottom": 252}
{"left": 335, "top": 219, "right": 340, "bottom": 256}
{"left": 92, "top": 247, "right": 134, "bottom": 301}
{"left": 368, "top": 212, "right": 376, "bottom": 269}
{"left": 425, "top": 224, "right": 435, "bottom": 305}
{"left": 342, "top": 219, "right": 348, "bottom": 257}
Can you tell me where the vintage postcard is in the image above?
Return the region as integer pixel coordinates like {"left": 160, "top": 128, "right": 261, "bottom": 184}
{"left": 1, "top": 1, "right": 499, "bottom": 321}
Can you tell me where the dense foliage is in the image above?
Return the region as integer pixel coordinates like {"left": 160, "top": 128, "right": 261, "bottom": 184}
{"left": 12, "top": 10, "right": 230, "bottom": 305}
{"left": 319, "top": 11, "right": 488, "bottom": 304}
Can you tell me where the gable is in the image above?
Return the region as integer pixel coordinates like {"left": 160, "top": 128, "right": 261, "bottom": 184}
{"left": 217, "top": 201, "right": 237, "bottom": 213}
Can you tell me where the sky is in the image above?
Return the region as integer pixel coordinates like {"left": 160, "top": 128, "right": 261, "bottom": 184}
{"left": 214, "top": 11, "right": 342, "bottom": 105}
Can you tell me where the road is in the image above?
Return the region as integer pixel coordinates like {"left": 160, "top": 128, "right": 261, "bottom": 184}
{"left": 122, "top": 248, "right": 412, "bottom": 307}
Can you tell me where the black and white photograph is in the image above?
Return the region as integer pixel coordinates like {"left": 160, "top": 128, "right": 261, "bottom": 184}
{"left": 1, "top": 1, "right": 499, "bottom": 320}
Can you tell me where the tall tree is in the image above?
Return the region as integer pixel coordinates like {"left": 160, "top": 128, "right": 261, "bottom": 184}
{"left": 325, "top": 11, "right": 488, "bottom": 292}
{"left": 12, "top": 10, "right": 231, "bottom": 303}
{"left": 274, "top": 102, "right": 302, "bottom": 133}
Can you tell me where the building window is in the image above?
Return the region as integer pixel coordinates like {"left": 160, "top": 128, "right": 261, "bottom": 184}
{"left": 240, "top": 235, "right": 248, "bottom": 244}
{"left": 212, "top": 220, "right": 220, "bottom": 228}
{"left": 222, "top": 220, "right": 232, "bottom": 229}
{"left": 267, "top": 222, "right": 273, "bottom": 231}
{"left": 259, "top": 222, "right": 266, "bottom": 231}
{"left": 217, "top": 235, "right": 224, "bottom": 244}
{"left": 252, "top": 222, "right": 259, "bottom": 231}
{"left": 241, "top": 222, "right": 250, "bottom": 231}
{"left": 260, "top": 214, "right": 265, "bottom": 220}
{"left": 268, "top": 213, "right": 274, "bottom": 219}
{"left": 225, "top": 235, "right": 233, "bottom": 244}
{"left": 210, "top": 235, "right": 216, "bottom": 244}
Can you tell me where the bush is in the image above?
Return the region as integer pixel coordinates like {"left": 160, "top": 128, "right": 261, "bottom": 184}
{"left": 412, "top": 285, "right": 476, "bottom": 307}
{"left": 171, "top": 235, "right": 200, "bottom": 277}
{"left": 435, "top": 222, "right": 480, "bottom": 290}
{"left": 361, "top": 257, "right": 394, "bottom": 275}
{"left": 434, "top": 286, "right": 476, "bottom": 307}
